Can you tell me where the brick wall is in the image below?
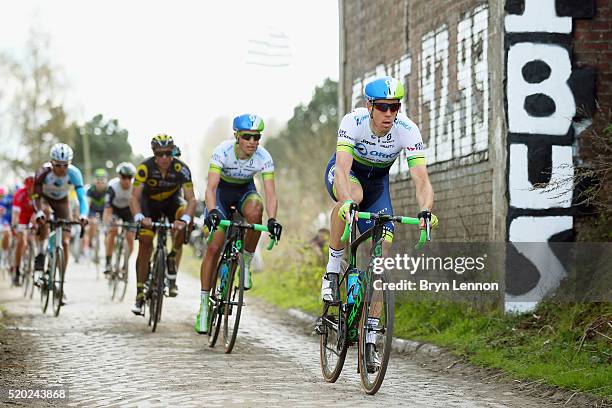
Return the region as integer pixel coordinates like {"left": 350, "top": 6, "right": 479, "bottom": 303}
{"left": 341, "top": 0, "right": 495, "bottom": 243}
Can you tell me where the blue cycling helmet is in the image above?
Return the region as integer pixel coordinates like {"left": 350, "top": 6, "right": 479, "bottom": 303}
{"left": 233, "top": 114, "right": 265, "bottom": 132}
{"left": 364, "top": 76, "right": 405, "bottom": 101}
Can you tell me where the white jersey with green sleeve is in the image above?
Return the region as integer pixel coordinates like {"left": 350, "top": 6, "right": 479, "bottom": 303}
{"left": 209, "top": 140, "right": 275, "bottom": 184}
{"left": 336, "top": 107, "right": 426, "bottom": 169}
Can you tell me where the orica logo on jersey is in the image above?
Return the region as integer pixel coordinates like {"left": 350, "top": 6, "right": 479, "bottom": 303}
{"left": 369, "top": 150, "right": 398, "bottom": 159}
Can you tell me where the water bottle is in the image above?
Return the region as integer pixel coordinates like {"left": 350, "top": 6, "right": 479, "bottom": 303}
{"left": 347, "top": 268, "right": 361, "bottom": 304}
{"left": 218, "top": 262, "right": 229, "bottom": 293}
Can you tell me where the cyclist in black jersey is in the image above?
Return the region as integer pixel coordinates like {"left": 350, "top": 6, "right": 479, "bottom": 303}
{"left": 129, "top": 134, "right": 197, "bottom": 315}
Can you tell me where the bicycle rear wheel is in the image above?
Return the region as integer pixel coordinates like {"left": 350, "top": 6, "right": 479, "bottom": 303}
{"left": 151, "top": 250, "right": 165, "bottom": 332}
{"left": 357, "top": 270, "right": 394, "bottom": 395}
{"left": 207, "top": 260, "right": 225, "bottom": 347}
{"left": 40, "top": 255, "right": 53, "bottom": 313}
{"left": 223, "top": 254, "right": 243, "bottom": 353}
{"left": 51, "top": 248, "right": 65, "bottom": 317}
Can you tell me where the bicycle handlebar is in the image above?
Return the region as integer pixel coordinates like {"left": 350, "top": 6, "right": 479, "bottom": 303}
{"left": 207, "top": 219, "right": 278, "bottom": 251}
{"left": 340, "top": 210, "right": 430, "bottom": 249}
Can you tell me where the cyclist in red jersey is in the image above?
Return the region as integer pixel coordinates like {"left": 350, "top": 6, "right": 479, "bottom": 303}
{"left": 11, "top": 177, "right": 35, "bottom": 285}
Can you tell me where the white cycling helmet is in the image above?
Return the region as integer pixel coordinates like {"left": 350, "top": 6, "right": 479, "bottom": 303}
{"left": 116, "top": 162, "right": 136, "bottom": 177}
{"left": 50, "top": 143, "right": 74, "bottom": 162}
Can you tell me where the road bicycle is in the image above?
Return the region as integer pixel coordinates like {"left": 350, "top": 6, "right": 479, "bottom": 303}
{"left": 107, "top": 221, "right": 134, "bottom": 302}
{"left": 39, "top": 219, "right": 83, "bottom": 317}
{"left": 206, "top": 215, "right": 278, "bottom": 353}
{"left": 136, "top": 219, "right": 188, "bottom": 332}
{"left": 316, "top": 204, "right": 431, "bottom": 394}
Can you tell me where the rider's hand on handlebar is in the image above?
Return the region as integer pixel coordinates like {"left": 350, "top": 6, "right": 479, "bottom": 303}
{"left": 204, "top": 209, "right": 222, "bottom": 231}
{"left": 142, "top": 217, "right": 153, "bottom": 229}
{"left": 267, "top": 218, "right": 282, "bottom": 241}
{"left": 338, "top": 200, "right": 354, "bottom": 222}
{"left": 79, "top": 215, "right": 89, "bottom": 227}
{"left": 417, "top": 209, "right": 438, "bottom": 229}
{"left": 35, "top": 210, "right": 46, "bottom": 224}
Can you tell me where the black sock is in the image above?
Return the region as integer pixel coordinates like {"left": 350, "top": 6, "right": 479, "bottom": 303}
{"left": 106, "top": 256, "right": 111, "bottom": 265}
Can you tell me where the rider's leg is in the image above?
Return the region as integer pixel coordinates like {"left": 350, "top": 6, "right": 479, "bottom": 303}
{"left": 322, "top": 173, "right": 363, "bottom": 303}
{"left": 105, "top": 225, "right": 118, "bottom": 272}
{"left": 132, "top": 231, "right": 153, "bottom": 314}
{"left": 195, "top": 228, "right": 225, "bottom": 333}
{"left": 241, "top": 194, "right": 263, "bottom": 290}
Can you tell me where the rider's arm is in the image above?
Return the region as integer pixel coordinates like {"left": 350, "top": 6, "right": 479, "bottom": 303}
{"left": 11, "top": 207, "right": 20, "bottom": 227}
{"left": 102, "top": 187, "right": 113, "bottom": 224}
{"left": 68, "top": 166, "right": 89, "bottom": 217}
{"left": 182, "top": 184, "right": 197, "bottom": 219}
{"left": 75, "top": 185, "right": 89, "bottom": 218}
{"left": 129, "top": 184, "right": 144, "bottom": 216}
{"left": 262, "top": 177, "right": 278, "bottom": 219}
{"left": 204, "top": 171, "right": 220, "bottom": 212}
{"left": 334, "top": 151, "right": 354, "bottom": 202}
{"left": 409, "top": 164, "right": 434, "bottom": 211}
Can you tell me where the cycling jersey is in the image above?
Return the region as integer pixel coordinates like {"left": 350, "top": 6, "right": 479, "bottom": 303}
{"left": 12, "top": 187, "right": 34, "bottom": 225}
{"left": 105, "top": 177, "right": 132, "bottom": 210}
{"left": 326, "top": 108, "right": 426, "bottom": 241}
{"left": 87, "top": 185, "right": 107, "bottom": 213}
{"left": 336, "top": 107, "right": 426, "bottom": 177}
{"left": 34, "top": 163, "right": 88, "bottom": 217}
{"left": 134, "top": 157, "right": 193, "bottom": 202}
{"left": 209, "top": 140, "right": 274, "bottom": 185}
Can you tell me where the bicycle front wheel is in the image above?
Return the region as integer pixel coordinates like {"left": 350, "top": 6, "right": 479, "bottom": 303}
{"left": 357, "top": 270, "right": 394, "bottom": 395}
{"left": 115, "top": 240, "right": 129, "bottom": 302}
{"left": 151, "top": 250, "right": 165, "bottom": 332}
{"left": 222, "top": 254, "right": 244, "bottom": 354}
{"left": 207, "top": 260, "right": 225, "bottom": 348}
{"left": 51, "top": 248, "right": 65, "bottom": 317}
{"left": 40, "top": 255, "right": 53, "bottom": 313}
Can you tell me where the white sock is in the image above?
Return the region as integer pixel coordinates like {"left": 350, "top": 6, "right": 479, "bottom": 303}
{"left": 200, "top": 290, "right": 209, "bottom": 303}
{"left": 367, "top": 318, "right": 379, "bottom": 344}
{"left": 244, "top": 251, "right": 254, "bottom": 267}
{"left": 326, "top": 247, "right": 344, "bottom": 275}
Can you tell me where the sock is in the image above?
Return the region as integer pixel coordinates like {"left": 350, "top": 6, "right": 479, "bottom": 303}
{"left": 243, "top": 251, "right": 254, "bottom": 267}
{"left": 366, "top": 318, "right": 379, "bottom": 344}
{"left": 326, "top": 247, "right": 344, "bottom": 275}
{"left": 200, "top": 290, "right": 209, "bottom": 303}
{"left": 106, "top": 255, "right": 111, "bottom": 265}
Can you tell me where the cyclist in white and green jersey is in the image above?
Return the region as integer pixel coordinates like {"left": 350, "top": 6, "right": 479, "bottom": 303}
{"left": 323, "top": 76, "right": 438, "bottom": 370}
{"left": 195, "top": 114, "right": 282, "bottom": 334}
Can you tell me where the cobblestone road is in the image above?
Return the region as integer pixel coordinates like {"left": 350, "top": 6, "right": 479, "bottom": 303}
{"left": 1, "top": 259, "right": 558, "bottom": 407}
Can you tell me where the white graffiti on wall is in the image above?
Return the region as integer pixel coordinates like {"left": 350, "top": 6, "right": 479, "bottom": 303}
{"left": 509, "top": 144, "right": 573, "bottom": 209}
{"left": 420, "top": 5, "right": 489, "bottom": 164}
{"left": 507, "top": 43, "right": 575, "bottom": 135}
{"left": 505, "top": 0, "right": 571, "bottom": 34}
{"left": 504, "top": 0, "right": 585, "bottom": 312}
{"left": 349, "top": 4, "right": 489, "bottom": 173}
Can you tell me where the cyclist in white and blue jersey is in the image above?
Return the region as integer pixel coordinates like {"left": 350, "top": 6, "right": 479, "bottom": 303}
{"left": 322, "top": 77, "right": 439, "bottom": 370}
{"left": 33, "top": 144, "right": 89, "bottom": 283}
{"left": 194, "top": 114, "right": 282, "bottom": 334}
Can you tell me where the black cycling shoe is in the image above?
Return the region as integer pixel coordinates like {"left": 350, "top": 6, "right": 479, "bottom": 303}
{"left": 366, "top": 343, "right": 381, "bottom": 374}
{"left": 34, "top": 254, "right": 45, "bottom": 271}
{"left": 12, "top": 269, "right": 21, "bottom": 287}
